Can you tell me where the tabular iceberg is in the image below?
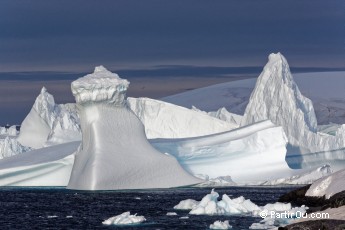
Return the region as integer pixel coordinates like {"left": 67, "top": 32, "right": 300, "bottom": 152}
{"left": 67, "top": 66, "right": 201, "bottom": 190}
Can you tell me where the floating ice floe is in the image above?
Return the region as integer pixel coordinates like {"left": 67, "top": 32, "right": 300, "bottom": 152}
{"left": 102, "top": 212, "right": 146, "bottom": 226}
{"left": 209, "top": 220, "right": 232, "bottom": 229}
{"left": 174, "top": 189, "right": 307, "bottom": 217}
{"left": 166, "top": 212, "right": 178, "bottom": 216}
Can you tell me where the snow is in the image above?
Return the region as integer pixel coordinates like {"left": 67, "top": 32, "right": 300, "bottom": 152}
{"left": 102, "top": 212, "right": 146, "bottom": 226}
{"left": 7, "top": 126, "right": 18, "bottom": 136}
{"left": 67, "top": 66, "right": 201, "bottom": 190}
{"left": 262, "top": 164, "right": 332, "bottom": 185}
{"left": 163, "top": 54, "right": 345, "bottom": 173}
{"left": 191, "top": 106, "right": 241, "bottom": 127}
{"left": 0, "top": 141, "right": 78, "bottom": 186}
{"left": 128, "top": 97, "right": 236, "bottom": 139}
{"left": 162, "top": 71, "right": 345, "bottom": 126}
{"left": 17, "top": 87, "right": 81, "bottom": 148}
{"left": 209, "top": 220, "right": 232, "bottom": 229}
{"left": 306, "top": 168, "right": 345, "bottom": 198}
{"left": 195, "top": 175, "right": 237, "bottom": 187}
{"left": 241, "top": 53, "right": 345, "bottom": 155}
{"left": 0, "top": 137, "right": 32, "bottom": 159}
{"left": 153, "top": 120, "right": 299, "bottom": 183}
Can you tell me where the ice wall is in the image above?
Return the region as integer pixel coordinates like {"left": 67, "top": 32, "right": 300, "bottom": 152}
{"left": 128, "top": 97, "right": 236, "bottom": 138}
{"left": 67, "top": 66, "right": 201, "bottom": 190}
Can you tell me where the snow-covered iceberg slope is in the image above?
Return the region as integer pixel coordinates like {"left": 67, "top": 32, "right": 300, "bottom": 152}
{"left": 67, "top": 66, "right": 201, "bottom": 190}
{"left": 0, "top": 141, "right": 78, "bottom": 186}
{"left": 241, "top": 53, "right": 345, "bottom": 155}
{"left": 153, "top": 120, "right": 304, "bottom": 183}
{"left": 128, "top": 97, "right": 236, "bottom": 138}
{"left": 17, "top": 87, "right": 80, "bottom": 148}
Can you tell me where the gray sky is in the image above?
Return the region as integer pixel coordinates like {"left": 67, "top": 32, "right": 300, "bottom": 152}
{"left": 0, "top": 0, "right": 344, "bottom": 123}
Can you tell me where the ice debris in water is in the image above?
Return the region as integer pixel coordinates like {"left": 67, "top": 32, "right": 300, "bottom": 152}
{"left": 102, "top": 212, "right": 146, "bottom": 225}
{"left": 209, "top": 220, "right": 232, "bottom": 229}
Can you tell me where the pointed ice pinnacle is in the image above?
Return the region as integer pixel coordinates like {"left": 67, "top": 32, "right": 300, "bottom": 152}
{"left": 67, "top": 66, "right": 201, "bottom": 190}
{"left": 241, "top": 52, "right": 345, "bottom": 154}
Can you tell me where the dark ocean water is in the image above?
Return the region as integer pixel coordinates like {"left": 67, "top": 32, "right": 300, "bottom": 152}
{"left": 0, "top": 186, "right": 299, "bottom": 229}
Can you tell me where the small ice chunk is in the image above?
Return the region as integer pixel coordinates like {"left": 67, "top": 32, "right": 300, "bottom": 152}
{"left": 209, "top": 220, "right": 232, "bottom": 229}
{"left": 102, "top": 212, "right": 146, "bottom": 225}
{"left": 179, "top": 216, "right": 189, "bottom": 219}
{"left": 174, "top": 199, "right": 200, "bottom": 210}
{"left": 166, "top": 212, "right": 178, "bottom": 216}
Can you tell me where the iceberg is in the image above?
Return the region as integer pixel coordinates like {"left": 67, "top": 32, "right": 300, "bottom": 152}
{"left": 17, "top": 87, "right": 81, "bottom": 148}
{"left": 102, "top": 212, "right": 146, "bottom": 225}
{"left": 67, "top": 66, "right": 201, "bottom": 190}
{"left": 153, "top": 120, "right": 297, "bottom": 183}
{"left": 0, "top": 141, "right": 78, "bottom": 186}
{"left": 128, "top": 97, "right": 236, "bottom": 138}
{"left": 0, "top": 137, "right": 31, "bottom": 159}
{"left": 192, "top": 106, "right": 242, "bottom": 127}
{"left": 174, "top": 189, "right": 307, "bottom": 217}
{"left": 241, "top": 53, "right": 345, "bottom": 156}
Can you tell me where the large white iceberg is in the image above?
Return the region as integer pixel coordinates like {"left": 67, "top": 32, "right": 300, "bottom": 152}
{"left": 17, "top": 87, "right": 80, "bottom": 148}
{"left": 241, "top": 53, "right": 345, "bottom": 156}
{"left": 67, "top": 66, "right": 201, "bottom": 190}
{"left": 153, "top": 120, "right": 302, "bottom": 183}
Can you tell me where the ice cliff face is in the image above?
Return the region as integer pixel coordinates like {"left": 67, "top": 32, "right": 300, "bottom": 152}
{"left": 241, "top": 53, "right": 345, "bottom": 154}
{"left": 67, "top": 66, "right": 201, "bottom": 190}
{"left": 17, "top": 87, "right": 81, "bottom": 148}
{"left": 128, "top": 98, "right": 236, "bottom": 139}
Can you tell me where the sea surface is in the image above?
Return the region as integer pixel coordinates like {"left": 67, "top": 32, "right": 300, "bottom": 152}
{"left": 0, "top": 186, "right": 299, "bottom": 229}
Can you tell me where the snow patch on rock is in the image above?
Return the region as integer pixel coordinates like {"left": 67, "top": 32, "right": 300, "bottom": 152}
{"left": 306, "top": 168, "right": 345, "bottom": 199}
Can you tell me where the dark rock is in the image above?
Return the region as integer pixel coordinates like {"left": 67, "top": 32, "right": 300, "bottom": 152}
{"left": 280, "top": 219, "right": 345, "bottom": 230}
